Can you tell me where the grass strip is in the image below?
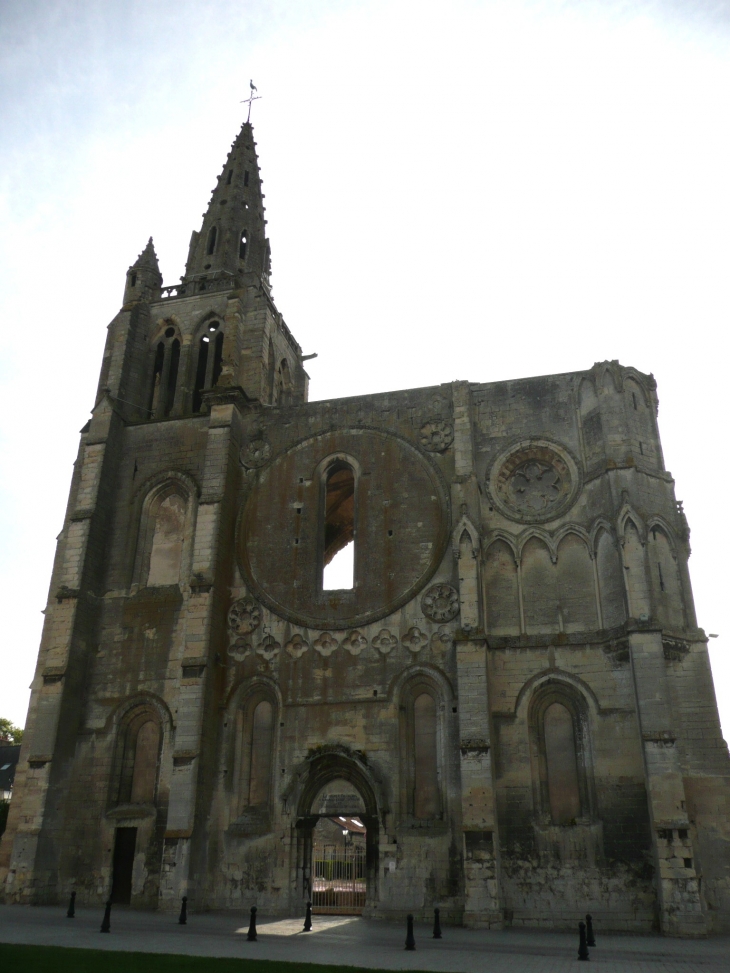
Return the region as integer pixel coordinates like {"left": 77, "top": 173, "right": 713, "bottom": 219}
{"left": 0, "top": 943, "right": 420, "bottom": 973}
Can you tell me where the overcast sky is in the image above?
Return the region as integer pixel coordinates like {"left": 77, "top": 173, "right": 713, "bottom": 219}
{"left": 1, "top": 0, "right": 728, "bottom": 735}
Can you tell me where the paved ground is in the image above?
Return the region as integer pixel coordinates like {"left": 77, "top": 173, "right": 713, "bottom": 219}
{"left": 0, "top": 904, "right": 728, "bottom": 972}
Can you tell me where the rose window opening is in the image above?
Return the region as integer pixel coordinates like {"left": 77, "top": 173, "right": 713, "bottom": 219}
{"left": 508, "top": 460, "right": 563, "bottom": 512}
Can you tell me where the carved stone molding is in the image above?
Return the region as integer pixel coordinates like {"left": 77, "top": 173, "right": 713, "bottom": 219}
{"left": 420, "top": 419, "right": 454, "bottom": 453}
{"left": 486, "top": 439, "right": 582, "bottom": 524}
{"left": 421, "top": 584, "right": 459, "bottom": 623}
{"left": 228, "top": 597, "right": 262, "bottom": 637}
{"left": 240, "top": 437, "right": 272, "bottom": 469}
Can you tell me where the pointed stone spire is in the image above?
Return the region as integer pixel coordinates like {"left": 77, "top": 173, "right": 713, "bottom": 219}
{"left": 123, "top": 237, "right": 162, "bottom": 305}
{"left": 183, "top": 121, "right": 271, "bottom": 286}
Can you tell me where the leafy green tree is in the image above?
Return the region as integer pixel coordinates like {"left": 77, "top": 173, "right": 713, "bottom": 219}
{"left": 0, "top": 718, "right": 23, "bottom": 744}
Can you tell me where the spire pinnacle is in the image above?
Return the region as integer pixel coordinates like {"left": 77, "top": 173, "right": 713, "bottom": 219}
{"left": 183, "top": 118, "right": 271, "bottom": 286}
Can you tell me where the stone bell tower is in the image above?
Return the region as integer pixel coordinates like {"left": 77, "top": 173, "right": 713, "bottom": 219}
{"left": 0, "top": 118, "right": 309, "bottom": 906}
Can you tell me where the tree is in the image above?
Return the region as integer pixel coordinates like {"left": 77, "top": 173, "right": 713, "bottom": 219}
{"left": 0, "top": 719, "right": 23, "bottom": 744}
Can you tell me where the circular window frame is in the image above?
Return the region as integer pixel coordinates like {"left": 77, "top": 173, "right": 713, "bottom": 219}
{"left": 486, "top": 438, "right": 582, "bottom": 524}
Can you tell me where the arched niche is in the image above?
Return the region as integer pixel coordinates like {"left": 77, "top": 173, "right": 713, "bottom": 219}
{"left": 595, "top": 528, "right": 626, "bottom": 628}
{"left": 484, "top": 539, "right": 520, "bottom": 636}
{"left": 556, "top": 533, "right": 598, "bottom": 633}
{"left": 521, "top": 536, "right": 559, "bottom": 634}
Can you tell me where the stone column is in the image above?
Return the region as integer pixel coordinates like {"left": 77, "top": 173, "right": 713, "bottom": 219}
{"left": 2, "top": 394, "right": 121, "bottom": 902}
{"left": 623, "top": 524, "right": 706, "bottom": 935}
{"left": 451, "top": 382, "right": 502, "bottom": 928}
{"left": 159, "top": 390, "right": 242, "bottom": 908}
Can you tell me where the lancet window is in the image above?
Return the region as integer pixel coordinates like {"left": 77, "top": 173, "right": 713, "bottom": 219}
{"left": 147, "top": 326, "right": 180, "bottom": 419}
{"left": 192, "top": 320, "right": 224, "bottom": 412}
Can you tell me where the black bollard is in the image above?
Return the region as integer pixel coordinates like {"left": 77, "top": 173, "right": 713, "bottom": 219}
{"left": 178, "top": 895, "right": 188, "bottom": 925}
{"left": 66, "top": 891, "right": 76, "bottom": 919}
{"left": 247, "top": 905, "right": 258, "bottom": 942}
{"left": 100, "top": 899, "right": 112, "bottom": 933}
{"left": 303, "top": 900, "right": 312, "bottom": 932}
{"left": 405, "top": 913, "right": 416, "bottom": 951}
{"left": 586, "top": 913, "right": 596, "bottom": 948}
{"left": 577, "top": 920, "right": 589, "bottom": 961}
{"left": 433, "top": 907, "right": 442, "bottom": 939}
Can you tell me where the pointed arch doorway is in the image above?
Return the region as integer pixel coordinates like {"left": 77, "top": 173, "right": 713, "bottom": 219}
{"left": 295, "top": 756, "right": 380, "bottom": 917}
{"left": 310, "top": 781, "right": 366, "bottom": 914}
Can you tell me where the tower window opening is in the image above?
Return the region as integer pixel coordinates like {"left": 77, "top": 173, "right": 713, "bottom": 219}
{"left": 639, "top": 441, "right": 643, "bottom": 455}
{"left": 193, "top": 321, "right": 223, "bottom": 412}
{"left": 148, "top": 342, "right": 165, "bottom": 417}
{"left": 130, "top": 273, "right": 137, "bottom": 287}
{"left": 165, "top": 326, "right": 175, "bottom": 338}
{"left": 322, "top": 462, "right": 355, "bottom": 591}
{"left": 163, "top": 339, "right": 180, "bottom": 416}
{"left": 226, "top": 169, "right": 233, "bottom": 185}
{"left": 658, "top": 563, "right": 665, "bottom": 592}
{"left": 239, "top": 230, "right": 248, "bottom": 260}
{"left": 206, "top": 226, "right": 217, "bottom": 255}
{"left": 244, "top": 170, "right": 249, "bottom": 186}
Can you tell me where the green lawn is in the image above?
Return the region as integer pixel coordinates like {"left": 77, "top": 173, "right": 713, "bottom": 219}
{"left": 0, "top": 943, "right": 407, "bottom": 973}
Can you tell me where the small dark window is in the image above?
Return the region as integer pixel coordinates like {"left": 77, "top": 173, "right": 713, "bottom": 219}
{"left": 684, "top": 858, "right": 692, "bottom": 869}
{"left": 632, "top": 392, "right": 638, "bottom": 410}
{"left": 678, "top": 829, "right": 688, "bottom": 840}
{"left": 226, "top": 169, "right": 233, "bottom": 185}
{"left": 206, "top": 226, "right": 217, "bottom": 255}
{"left": 658, "top": 563, "right": 665, "bottom": 592}
{"left": 165, "top": 326, "right": 175, "bottom": 338}
{"left": 639, "top": 441, "right": 643, "bottom": 455}
{"left": 130, "top": 273, "right": 137, "bottom": 287}
{"left": 244, "top": 170, "right": 249, "bottom": 186}
{"left": 239, "top": 230, "right": 248, "bottom": 260}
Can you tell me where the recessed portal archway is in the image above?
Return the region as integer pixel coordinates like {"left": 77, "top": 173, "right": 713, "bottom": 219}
{"left": 294, "top": 752, "right": 381, "bottom": 917}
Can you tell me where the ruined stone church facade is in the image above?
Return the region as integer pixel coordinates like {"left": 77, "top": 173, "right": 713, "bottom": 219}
{"left": 2, "top": 120, "right": 729, "bottom": 936}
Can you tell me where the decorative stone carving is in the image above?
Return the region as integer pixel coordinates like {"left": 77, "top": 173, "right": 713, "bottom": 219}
{"left": 313, "top": 632, "right": 339, "bottom": 657}
{"left": 229, "top": 638, "right": 252, "bottom": 662}
{"left": 285, "top": 634, "right": 309, "bottom": 659}
{"left": 487, "top": 439, "right": 581, "bottom": 524}
{"left": 228, "top": 598, "right": 261, "bottom": 636}
{"left": 241, "top": 438, "right": 272, "bottom": 469}
{"left": 430, "top": 626, "right": 454, "bottom": 653}
{"left": 372, "top": 629, "right": 398, "bottom": 655}
{"left": 341, "top": 630, "right": 368, "bottom": 656}
{"left": 256, "top": 634, "right": 280, "bottom": 662}
{"left": 401, "top": 626, "right": 428, "bottom": 653}
{"left": 420, "top": 419, "right": 454, "bottom": 453}
{"left": 421, "top": 583, "right": 459, "bottom": 622}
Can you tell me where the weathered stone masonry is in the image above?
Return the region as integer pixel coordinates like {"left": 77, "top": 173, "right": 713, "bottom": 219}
{"left": 2, "top": 120, "right": 729, "bottom": 935}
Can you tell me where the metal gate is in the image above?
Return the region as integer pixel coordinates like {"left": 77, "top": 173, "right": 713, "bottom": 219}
{"left": 311, "top": 847, "right": 366, "bottom": 914}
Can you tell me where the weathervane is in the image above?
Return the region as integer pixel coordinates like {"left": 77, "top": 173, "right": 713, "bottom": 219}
{"left": 241, "top": 80, "right": 261, "bottom": 122}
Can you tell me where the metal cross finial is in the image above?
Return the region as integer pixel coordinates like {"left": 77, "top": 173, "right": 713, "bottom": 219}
{"left": 241, "top": 80, "right": 261, "bottom": 122}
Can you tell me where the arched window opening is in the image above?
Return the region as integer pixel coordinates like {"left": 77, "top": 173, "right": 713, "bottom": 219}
{"left": 413, "top": 693, "right": 440, "bottom": 819}
{"left": 130, "top": 720, "right": 160, "bottom": 804}
{"left": 239, "top": 229, "right": 248, "bottom": 260}
{"left": 147, "top": 493, "right": 187, "bottom": 586}
{"left": 322, "top": 462, "right": 355, "bottom": 591}
{"left": 226, "top": 169, "right": 233, "bottom": 185}
{"left": 544, "top": 702, "right": 581, "bottom": 825}
{"left": 114, "top": 707, "right": 163, "bottom": 810}
{"left": 130, "top": 272, "right": 137, "bottom": 288}
{"left": 248, "top": 700, "right": 273, "bottom": 806}
{"left": 148, "top": 342, "right": 165, "bottom": 416}
{"left": 193, "top": 321, "right": 223, "bottom": 412}
{"left": 163, "top": 339, "right": 180, "bottom": 417}
{"left": 206, "top": 225, "right": 217, "bottom": 255}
